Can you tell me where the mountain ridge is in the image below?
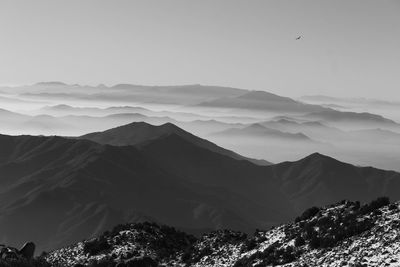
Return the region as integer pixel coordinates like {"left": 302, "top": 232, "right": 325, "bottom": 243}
{"left": 81, "top": 121, "right": 272, "bottom": 166}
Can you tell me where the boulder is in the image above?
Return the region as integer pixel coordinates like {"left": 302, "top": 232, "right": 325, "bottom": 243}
{"left": 19, "top": 242, "right": 35, "bottom": 259}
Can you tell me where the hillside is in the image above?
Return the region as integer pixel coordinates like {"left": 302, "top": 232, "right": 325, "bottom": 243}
{"left": 45, "top": 197, "right": 400, "bottom": 267}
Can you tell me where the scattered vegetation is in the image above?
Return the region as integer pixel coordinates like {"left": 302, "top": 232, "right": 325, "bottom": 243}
{"left": 235, "top": 197, "right": 392, "bottom": 266}
{"left": 234, "top": 242, "right": 300, "bottom": 267}
{"left": 46, "top": 197, "right": 394, "bottom": 267}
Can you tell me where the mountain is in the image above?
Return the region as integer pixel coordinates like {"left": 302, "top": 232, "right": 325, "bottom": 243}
{"left": 80, "top": 121, "right": 271, "bottom": 165}
{"left": 272, "top": 153, "right": 400, "bottom": 212}
{"left": 305, "top": 110, "right": 400, "bottom": 130}
{"left": 1, "top": 127, "right": 400, "bottom": 253}
{"left": 300, "top": 94, "right": 400, "bottom": 108}
{"left": 45, "top": 198, "right": 400, "bottom": 267}
{"left": 37, "top": 104, "right": 203, "bottom": 122}
{"left": 210, "top": 123, "right": 313, "bottom": 141}
{"left": 0, "top": 134, "right": 281, "bottom": 253}
{"left": 0, "top": 109, "right": 78, "bottom": 136}
{"left": 175, "top": 119, "right": 245, "bottom": 136}
{"left": 82, "top": 123, "right": 400, "bottom": 212}
{"left": 198, "top": 90, "right": 327, "bottom": 113}
{"left": 258, "top": 119, "right": 345, "bottom": 142}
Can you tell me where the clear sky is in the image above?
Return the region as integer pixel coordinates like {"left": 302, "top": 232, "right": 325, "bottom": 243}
{"left": 0, "top": 0, "right": 399, "bottom": 99}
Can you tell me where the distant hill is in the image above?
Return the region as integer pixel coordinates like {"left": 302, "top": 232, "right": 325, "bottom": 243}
{"left": 210, "top": 123, "right": 313, "bottom": 141}
{"left": 305, "top": 110, "right": 399, "bottom": 128}
{"left": 20, "top": 83, "right": 247, "bottom": 105}
{"left": 198, "top": 90, "right": 327, "bottom": 113}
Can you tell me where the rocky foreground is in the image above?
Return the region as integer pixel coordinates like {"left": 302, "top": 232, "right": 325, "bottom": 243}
{"left": 35, "top": 197, "right": 400, "bottom": 267}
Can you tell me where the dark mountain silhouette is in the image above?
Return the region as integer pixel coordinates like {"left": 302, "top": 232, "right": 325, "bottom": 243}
{"left": 272, "top": 153, "right": 400, "bottom": 212}
{"left": 82, "top": 122, "right": 400, "bottom": 214}
{"left": 0, "top": 134, "right": 275, "bottom": 253}
{"left": 80, "top": 122, "right": 271, "bottom": 165}
{"left": 0, "top": 125, "right": 400, "bottom": 253}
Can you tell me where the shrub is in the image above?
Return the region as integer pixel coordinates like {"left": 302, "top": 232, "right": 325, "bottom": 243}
{"left": 83, "top": 237, "right": 112, "bottom": 256}
{"left": 243, "top": 238, "right": 257, "bottom": 251}
{"left": 294, "top": 236, "right": 305, "bottom": 247}
{"left": 360, "top": 197, "right": 390, "bottom": 215}
{"left": 297, "top": 207, "right": 320, "bottom": 222}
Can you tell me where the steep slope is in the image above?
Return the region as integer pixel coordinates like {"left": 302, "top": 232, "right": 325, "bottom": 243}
{"left": 80, "top": 122, "right": 271, "bottom": 165}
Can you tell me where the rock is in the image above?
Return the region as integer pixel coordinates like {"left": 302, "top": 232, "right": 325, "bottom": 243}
{"left": 19, "top": 242, "right": 35, "bottom": 259}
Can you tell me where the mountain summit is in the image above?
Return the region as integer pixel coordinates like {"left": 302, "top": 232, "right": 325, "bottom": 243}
{"left": 81, "top": 121, "right": 271, "bottom": 165}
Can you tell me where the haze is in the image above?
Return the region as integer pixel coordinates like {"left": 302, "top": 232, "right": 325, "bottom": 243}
{"left": 0, "top": 0, "right": 399, "bottom": 100}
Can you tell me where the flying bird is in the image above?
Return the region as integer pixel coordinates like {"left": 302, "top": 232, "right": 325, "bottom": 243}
{"left": 296, "top": 36, "right": 302, "bottom": 40}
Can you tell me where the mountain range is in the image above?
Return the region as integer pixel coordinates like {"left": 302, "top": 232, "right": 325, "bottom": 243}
{"left": 0, "top": 121, "right": 400, "bottom": 254}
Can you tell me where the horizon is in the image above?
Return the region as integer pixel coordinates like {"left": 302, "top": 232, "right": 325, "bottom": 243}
{"left": 1, "top": 81, "right": 400, "bottom": 103}
{"left": 0, "top": 0, "right": 399, "bottom": 100}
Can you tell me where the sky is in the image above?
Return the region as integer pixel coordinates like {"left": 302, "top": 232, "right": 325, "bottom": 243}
{"left": 0, "top": 0, "right": 399, "bottom": 99}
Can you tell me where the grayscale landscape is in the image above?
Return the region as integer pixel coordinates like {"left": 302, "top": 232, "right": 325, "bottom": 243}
{"left": 0, "top": 1, "right": 399, "bottom": 266}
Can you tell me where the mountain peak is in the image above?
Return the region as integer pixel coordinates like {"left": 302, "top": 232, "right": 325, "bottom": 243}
{"left": 304, "top": 152, "right": 334, "bottom": 161}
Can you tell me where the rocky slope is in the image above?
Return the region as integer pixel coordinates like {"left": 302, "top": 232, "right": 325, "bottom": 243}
{"left": 45, "top": 197, "right": 400, "bottom": 267}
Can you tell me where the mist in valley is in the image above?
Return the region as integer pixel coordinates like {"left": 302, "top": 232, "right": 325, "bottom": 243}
{"left": 0, "top": 82, "right": 399, "bottom": 172}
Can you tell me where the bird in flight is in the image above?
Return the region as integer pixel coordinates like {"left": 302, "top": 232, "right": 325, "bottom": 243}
{"left": 296, "top": 36, "right": 302, "bottom": 40}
